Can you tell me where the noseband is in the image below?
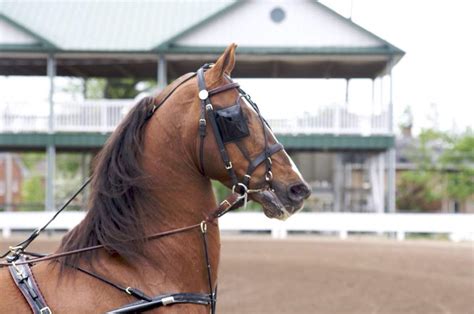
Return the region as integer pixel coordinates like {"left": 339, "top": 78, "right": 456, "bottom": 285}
{"left": 0, "top": 64, "right": 286, "bottom": 314}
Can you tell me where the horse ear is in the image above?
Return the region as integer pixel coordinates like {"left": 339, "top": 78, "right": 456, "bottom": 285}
{"left": 209, "top": 43, "right": 237, "bottom": 82}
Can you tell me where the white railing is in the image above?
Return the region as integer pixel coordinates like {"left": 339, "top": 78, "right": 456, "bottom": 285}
{"left": 1, "top": 212, "right": 472, "bottom": 241}
{"left": 0, "top": 100, "right": 390, "bottom": 135}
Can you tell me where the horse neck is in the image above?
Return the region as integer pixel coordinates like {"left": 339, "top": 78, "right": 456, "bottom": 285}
{"left": 132, "top": 101, "right": 221, "bottom": 292}
{"left": 142, "top": 101, "right": 217, "bottom": 229}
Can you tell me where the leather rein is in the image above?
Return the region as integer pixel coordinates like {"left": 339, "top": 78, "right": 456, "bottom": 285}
{"left": 0, "top": 64, "right": 285, "bottom": 313}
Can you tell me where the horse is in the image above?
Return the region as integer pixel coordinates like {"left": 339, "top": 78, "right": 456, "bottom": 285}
{"left": 0, "top": 43, "right": 311, "bottom": 313}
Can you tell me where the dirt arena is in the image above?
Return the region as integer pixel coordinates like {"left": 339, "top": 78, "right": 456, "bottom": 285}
{"left": 1, "top": 236, "right": 473, "bottom": 314}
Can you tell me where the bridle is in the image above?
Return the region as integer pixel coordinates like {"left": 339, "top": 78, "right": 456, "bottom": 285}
{"left": 0, "top": 64, "right": 286, "bottom": 313}
{"left": 196, "top": 64, "right": 283, "bottom": 198}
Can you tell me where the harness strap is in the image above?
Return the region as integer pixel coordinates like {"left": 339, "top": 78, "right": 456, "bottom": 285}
{"left": 8, "top": 256, "right": 51, "bottom": 314}
{"left": 0, "top": 193, "right": 243, "bottom": 268}
{"left": 107, "top": 293, "right": 213, "bottom": 313}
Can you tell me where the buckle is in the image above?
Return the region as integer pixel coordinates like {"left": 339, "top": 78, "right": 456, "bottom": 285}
{"left": 225, "top": 162, "right": 232, "bottom": 170}
{"left": 162, "top": 296, "right": 175, "bottom": 306}
{"left": 199, "top": 118, "right": 206, "bottom": 126}
{"left": 40, "top": 307, "right": 52, "bottom": 314}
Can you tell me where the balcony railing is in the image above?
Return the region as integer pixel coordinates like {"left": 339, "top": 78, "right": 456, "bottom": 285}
{"left": 0, "top": 100, "right": 390, "bottom": 135}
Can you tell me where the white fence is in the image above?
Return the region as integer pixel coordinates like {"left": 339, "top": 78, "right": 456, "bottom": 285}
{"left": 1, "top": 212, "right": 473, "bottom": 241}
{"left": 0, "top": 100, "right": 390, "bottom": 135}
{"left": 0, "top": 100, "right": 133, "bottom": 133}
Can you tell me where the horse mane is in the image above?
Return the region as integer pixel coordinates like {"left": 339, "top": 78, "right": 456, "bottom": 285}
{"left": 57, "top": 96, "right": 157, "bottom": 269}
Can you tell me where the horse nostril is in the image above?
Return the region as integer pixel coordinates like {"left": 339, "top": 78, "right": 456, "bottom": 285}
{"left": 288, "top": 183, "right": 311, "bottom": 202}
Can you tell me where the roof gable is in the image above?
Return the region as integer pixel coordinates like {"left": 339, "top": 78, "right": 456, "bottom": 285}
{"left": 171, "top": 0, "right": 401, "bottom": 55}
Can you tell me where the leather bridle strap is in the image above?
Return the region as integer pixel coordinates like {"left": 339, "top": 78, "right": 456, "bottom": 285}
{"left": 208, "top": 82, "right": 240, "bottom": 96}
{"left": 197, "top": 67, "right": 239, "bottom": 186}
{"left": 241, "top": 143, "right": 284, "bottom": 188}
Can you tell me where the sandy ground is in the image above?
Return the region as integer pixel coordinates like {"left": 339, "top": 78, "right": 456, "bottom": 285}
{"left": 1, "top": 235, "right": 473, "bottom": 314}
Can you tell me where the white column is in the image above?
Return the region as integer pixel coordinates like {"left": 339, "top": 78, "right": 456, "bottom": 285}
{"left": 45, "top": 54, "right": 56, "bottom": 211}
{"left": 333, "top": 154, "right": 344, "bottom": 212}
{"left": 157, "top": 54, "right": 167, "bottom": 91}
{"left": 345, "top": 78, "right": 350, "bottom": 104}
{"left": 387, "top": 59, "right": 396, "bottom": 213}
{"left": 5, "top": 154, "right": 13, "bottom": 211}
{"left": 378, "top": 152, "right": 386, "bottom": 213}
{"left": 371, "top": 78, "right": 375, "bottom": 133}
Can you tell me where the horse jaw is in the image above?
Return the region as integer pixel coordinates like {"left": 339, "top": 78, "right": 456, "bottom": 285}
{"left": 250, "top": 189, "right": 292, "bottom": 221}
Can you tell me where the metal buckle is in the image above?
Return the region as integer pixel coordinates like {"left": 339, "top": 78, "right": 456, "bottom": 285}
{"left": 9, "top": 245, "right": 23, "bottom": 255}
{"left": 40, "top": 307, "right": 52, "bottom": 314}
{"left": 220, "top": 199, "right": 231, "bottom": 208}
{"left": 162, "top": 296, "right": 175, "bottom": 306}
{"left": 199, "top": 118, "right": 206, "bottom": 126}
{"left": 125, "top": 287, "right": 132, "bottom": 295}
{"left": 225, "top": 162, "right": 232, "bottom": 170}
{"left": 200, "top": 221, "right": 207, "bottom": 233}
{"left": 265, "top": 170, "right": 273, "bottom": 182}
{"left": 206, "top": 104, "right": 213, "bottom": 111}
{"left": 232, "top": 183, "right": 248, "bottom": 195}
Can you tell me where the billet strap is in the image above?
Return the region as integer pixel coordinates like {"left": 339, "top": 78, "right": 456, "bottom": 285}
{"left": 8, "top": 256, "right": 51, "bottom": 314}
{"left": 208, "top": 192, "right": 243, "bottom": 220}
{"left": 107, "top": 293, "right": 213, "bottom": 313}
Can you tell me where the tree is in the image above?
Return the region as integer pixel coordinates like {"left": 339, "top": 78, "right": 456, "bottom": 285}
{"left": 440, "top": 130, "right": 474, "bottom": 208}
{"left": 396, "top": 129, "right": 445, "bottom": 211}
{"left": 396, "top": 128, "right": 474, "bottom": 212}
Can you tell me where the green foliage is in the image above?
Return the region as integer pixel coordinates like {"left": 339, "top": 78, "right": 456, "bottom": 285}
{"left": 85, "top": 78, "right": 106, "bottom": 99}
{"left": 397, "top": 128, "right": 474, "bottom": 211}
{"left": 22, "top": 176, "right": 44, "bottom": 207}
{"left": 396, "top": 171, "right": 442, "bottom": 211}
{"left": 57, "top": 153, "right": 81, "bottom": 174}
{"left": 440, "top": 130, "right": 474, "bottom": 201}
{"left": 20, "top": 153, "right": 45, "bottom": 171}
{"left": 85, "top": 78, "right": 157, "bottom": 99}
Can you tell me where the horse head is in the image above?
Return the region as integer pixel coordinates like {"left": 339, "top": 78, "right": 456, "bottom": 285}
{"left": 189, "top": 44, "right": 311, "bottom": 220}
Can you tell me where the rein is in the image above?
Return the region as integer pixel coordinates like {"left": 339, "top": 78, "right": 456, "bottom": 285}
{"left": 0, "top": 192, "right": 243, "bottom": 267}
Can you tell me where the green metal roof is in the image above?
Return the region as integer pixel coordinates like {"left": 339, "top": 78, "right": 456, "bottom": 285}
{"left": 0, "top": 0, "right": 402, "bottom": 56}
{"left": 0, "top": 0, "right": 236, "bottom": 51}
{"left": 0, "top": 1, "right": 403, "bottom": 78}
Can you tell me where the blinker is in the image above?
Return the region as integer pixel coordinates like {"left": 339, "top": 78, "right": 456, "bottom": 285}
{"left": 214, "top": 104, "right": 250, "bottom": 143}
